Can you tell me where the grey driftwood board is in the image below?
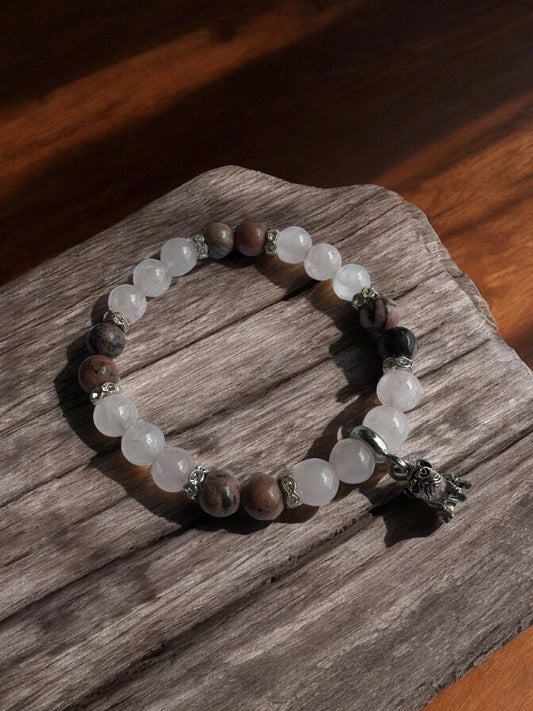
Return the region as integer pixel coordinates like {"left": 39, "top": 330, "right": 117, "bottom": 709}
{"left": 0, "top": 166, "right": 531, "bottom": 711}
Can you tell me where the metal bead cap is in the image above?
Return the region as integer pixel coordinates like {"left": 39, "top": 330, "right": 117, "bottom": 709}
{"left": 103, "top": 310, "right": 130, "bottom": 333}
{"left": 383, "top": 356, "right": 415, "bottom": 373}
{"left": 351, "top": 286, "right": 380, "bottom": 310}
{"left": 350, "top": 424, "right": 389, "bottom": 463}
{"left": 188, "top": 233, "right": 209, "bottom": 259}
{"left": 183, "top": 465, "right": 210, "bottom": 499}
{"left": 89, "top": 381, "right": 121, "bottom": 405}
{"left": 264, "top": 227, "right": 280, "bottom": 256}
{"left": 279, "top": 472, "right": 301, "bottom": 508}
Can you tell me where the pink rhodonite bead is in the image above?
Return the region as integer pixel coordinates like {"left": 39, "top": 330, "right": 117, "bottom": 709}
{"left": 198, "top": 471, "right": 241, "bottom": 517}
{"left": 234, "top": 219, "right": 267, "bottom": 256}
{"left": 359, "top": 297, "right": 400, "bottom": 335}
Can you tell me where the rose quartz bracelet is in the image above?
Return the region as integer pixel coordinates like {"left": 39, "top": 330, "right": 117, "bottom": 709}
{"left": 79, "top": 220, "right": 470, "bottom": 522}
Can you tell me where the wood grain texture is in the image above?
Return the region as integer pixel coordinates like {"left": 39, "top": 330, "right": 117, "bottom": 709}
{"left": 1, "top": 2, "right": 532, "bottom": 708}
{"left": 0, "top": 166, "right": 531, "bottom": 711}
{"left": 425, "top": 627, "right": 533, "bottom": 711}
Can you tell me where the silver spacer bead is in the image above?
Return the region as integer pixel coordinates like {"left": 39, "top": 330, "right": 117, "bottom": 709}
{"left": 188, "top": 233, "right": 209, "bottom": 259}
{"left": 103, "top": 310, "right": 130, "bottom": 333}
{"left": 90, "top": 381, "right": 121, "bottom": 405}
{"left": 183, "top": 465, "right": 210, "bottom": 500}
{"left": 351, "top": 286, "right": 380, "bottom": 311}
{"left": 350, "top": 424, "right": 389, "bottom": 463}
{"left": 264, "top": 227, "right": 280, "bottom": 256}
{"left": 383, "top": 356, "right": 415, "bottom": 373}
{"left": 279, "top": 472, "right": 301, "bottom": 508}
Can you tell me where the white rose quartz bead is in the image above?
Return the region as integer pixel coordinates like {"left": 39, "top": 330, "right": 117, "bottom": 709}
{"left": 160, "top": 237, "right": 197, "bottom": 277}
{"left": 329, "top": 438, "right": 375, "bottom": 484}
{"left": 93, "top": 394, "right": 138, "bottom": 437}
{"left": 304, "top": 243, "right": 342, "bottom": 281}
{"left": 121, "top": 421, "right": 165, "bottom": 466}
{"left": 133, "top": 259, "right": 171, "bottom": 297}
{"left": 292, "top": 458, "right": 339, "bottom": 506}
{"left": 151, "top": 446, "right": 195, "bottom": 492}
{"left": 376, "top": 370, "right": 422, "bottom": 412}
{"left": 108, "top": 284, "right": 147, "bottom": 324}
{"left": 363, "top": 405, "right": 409, "bottom": 450}
{"left": 276, "top": 226, "right": 313, "bottom": 264}
{"left": 332, "top": 263, "right": 371, "bottom": 301}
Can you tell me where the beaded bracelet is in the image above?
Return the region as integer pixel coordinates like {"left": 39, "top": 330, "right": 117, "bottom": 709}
{"left": 78, "top": 220, "right": 471, "bottom": 522}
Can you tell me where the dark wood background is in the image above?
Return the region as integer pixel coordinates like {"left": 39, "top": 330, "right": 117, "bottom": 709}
{"left": 1, "top": 1, "right": 532, "bottom": 708}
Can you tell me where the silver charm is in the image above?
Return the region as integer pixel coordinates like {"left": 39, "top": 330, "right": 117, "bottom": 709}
{"left": 383, "top": 356, "right": 414, "bottom": 373}
{"left": 386, "top": 454, "right": 471, "bottom": 522}
{"left": 90, "top": 381, "right": 121, "bottom": 405}
{"left": 351, "top": 286, "right": 379, "bottom": 310}
{"left": 279, "top": 472, "right": 301, "bottom": 508}
{"left": 188, "top": 233, "right": 209, "bottom": 259}
{"left": 103, "top": 310, "right": 130, "bottom": 333}
{"left": 351, "top": 425, "right": 471, "bottom": 521}
{"left": 264, "top": 228, "right": 280, "bottom": 255}
{"left": 183, "top": 465, "right": 209, "bottom": 500}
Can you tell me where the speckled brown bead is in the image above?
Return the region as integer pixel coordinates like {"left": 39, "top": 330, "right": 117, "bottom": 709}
{"left": 240, "top": 474, "right": 285, "bottom": 521}
{"left": 87, "top": 322, "right": 126, "bottom": 359}
{"left": 78, "top": 355, "right": 120, "bottom": 393}
{"left": 204, "top": 221, "right": 234, "bottom": 259}
{"left": 198, "top": 471, "right": 241, "bottom": 518}
{"left": 359, "top": 297, "right": 400, "bottom": 336}
{"left": 234, "top": 219, "right": 267, "bottom": 257}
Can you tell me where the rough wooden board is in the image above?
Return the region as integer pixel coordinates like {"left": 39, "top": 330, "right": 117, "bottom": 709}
{"left": 0, "top": 166, "right": 531, "bottom": 711}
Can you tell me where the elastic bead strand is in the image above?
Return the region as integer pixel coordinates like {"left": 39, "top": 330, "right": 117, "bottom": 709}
{"left": 80, "top": 218, "right": 428, "bottom": 520}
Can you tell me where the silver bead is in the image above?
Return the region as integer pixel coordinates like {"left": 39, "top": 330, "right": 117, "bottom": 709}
{"left": 383, "top": 356, "right": 415, "bottom": 373}
{"left": 103, "top": 310, "right": 130, "bottom": 333}
{"left": 264, "top": 227, "right": 280, "bottom": 256}
{"left": 350, "top": 424, "right": 389, "bottom": 463}
{"left": 183, "top": 465, "right": 209, "bottom": 499}
{"left": 351, "top": 286, "right": 380, "bottom": 310}
{"left": 89, "top": 381, "right": 121, "bottom": 405}
{"left": 188, "top": 233, "right": 209, "bottom": 259}
{"left": 279, "top": 472, "right": 301, "bottom": 508}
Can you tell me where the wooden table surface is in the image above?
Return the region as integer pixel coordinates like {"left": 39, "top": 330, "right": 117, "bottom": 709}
{"left": 1, "top": 1, "right": 531, "bottom": 709}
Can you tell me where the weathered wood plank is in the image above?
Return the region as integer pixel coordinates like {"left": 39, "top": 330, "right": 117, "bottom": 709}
{"left": 79, "top": 437, "right": 533, "bottom": 711}
{"left": 0, "top": 330, "right": 528, "bottom": 621}
{"left": 0, "top": 167, "right": 531, "bottom": 711}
